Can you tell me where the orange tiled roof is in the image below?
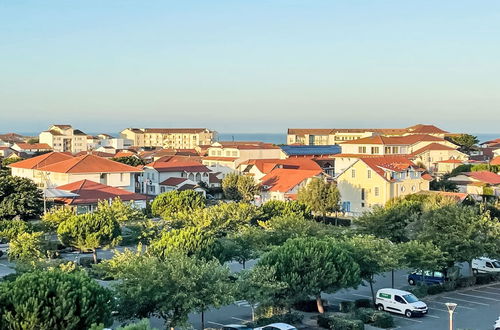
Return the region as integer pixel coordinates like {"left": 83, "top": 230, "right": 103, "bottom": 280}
{"left": 8, "top": 152, "right": 74, "bottom": 169}
{"left": 74, "top": 151, "right": 115, "bottom": 158}
{"left": 491, "top": 156, "right": 500, "bottom": 165}
{"left": 14, "top": 143, "right": 52, "bottom": 150}
{"left": 358, "top": 156, "right": 420, "bottom": 181}
{"left": 410, "top": 143, "right": 457, "bottom": 156}
{"left": 462, "top": 171, "right": 500, "bottom": 185}
{"left": 57, "top": 180, "right": 146, "bottom": 205}
{"left": 146, "top": 161, "right": 210, "bottom": 173}
{"left": 261, "top": 168, "right": 322, "bottom": 192}
{"left": 406, "top": 124, "right": 448, "bottom": 134}
{"left": 114, "top": 150, "right": 137, "bottom": 158}
{"left": 243, "top": 158, "right": 322, "bottom": 174}
{"left": 342, "top": 134, "right": 445, "bottom": 145}
{"left": 202, "top": 156, "right": 239, "bottom": 162}
{"left": 37, "top": 154, "right": 142, "bottom": 173}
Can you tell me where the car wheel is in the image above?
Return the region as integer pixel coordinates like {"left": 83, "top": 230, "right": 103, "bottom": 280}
{"left": 377, "top": 304, "right": 384, "bottom": 311}
{"left": 405, "top": 310, "right": 412, "bottom": 318}
{"left": 408, "top": 278, "right": 416, "bottom": 286}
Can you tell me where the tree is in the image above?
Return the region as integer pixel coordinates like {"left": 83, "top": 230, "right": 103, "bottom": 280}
{"left": 95, "top": 197, "right": 146, "bottom": 223}
{"left": 222, "top": 173, "right": 259, "bottom": 202}
{"left": 0, "top": 157, "right": 23, "bottom": 177}
{"left": 0, "top": 176, "right": 43, "bottom": 220}
{"left": 57, "top": 212, "right": 121, "bottom": 263}
{"left": 0, "top": 269, "right": 113, "bottom": 329}
{"left": 237, "top": 265, "right": 288, "bottom": 320}
{"left": 298, "top": 178, "right": 340, "bottom": 220}
{"left": 111, "top": 156, "right": 145, "bottom": 167}
{"left": 149, "top": 226, "right": 225, "bottom": 261}
{"left": 7, "top": 231, "right": 45, "bottom": 264}
{"left": 399, "top": 240, "right": 447, "bottom": 279}
{"left": 97, "top": 249, "right": 234, "bottom": 330}
{"left": 0, "top": 219, "right": 32, "bottom": 242}
{"left": 415, "top": 205, "right": 500, "bottom": 272}
{"left": 151, "top": 190, "right": 206, "bottom": 219}
{"left": 430, "top": 177, "right": 459, "bottom": 192}
{"left": 220, "top": 226, "right": 264, "bottom": 269}
{"left": 257, "top": 237, "right": 360, "bottom": 313}
{"left": 448, "top": 134, "right": 479, "bottom": 153}
{"left": 42, "top": 207, "right": 75, "bottom": 231}
{"left": 344, "top": 235, "right": 399, "bottom": 304}
{"left": 260, "top": 200, "right": 312, "bottom": 221}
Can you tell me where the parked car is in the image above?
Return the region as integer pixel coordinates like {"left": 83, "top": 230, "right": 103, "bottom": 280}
{"left": 472, "top": 257, "right": 500, "bottom": 275}
{"left": 494, "top": 316, "right": 500, "bottom": 330}
{"left": 221, "top": 325, "right": 253, "bottom": 330}
{"left": 254, "top": 323, "right": 297, "bottom": 330}
{"left": 375, "top": 288, "right": 428, "bottom": 318}
{"left": 408, "top": 270, "right": 446, "bottom": 285}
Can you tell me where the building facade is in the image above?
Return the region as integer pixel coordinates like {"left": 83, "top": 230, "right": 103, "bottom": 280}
{"left": 120, "top": 128, "right": 215, "bottom": 149}
{"left": 39, "top": 125, "right": 88, "bottom": 153}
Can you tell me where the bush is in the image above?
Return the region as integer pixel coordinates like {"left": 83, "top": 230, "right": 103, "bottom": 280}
{"left": 329, "top": 316, "right": 364, "bottom": 330}
{"left": 475, "top": 274, "right": 493, "bottom": 285}
{"left": 354, "top": 298, "right": 372, "bottom": 308}
{"left": 249, "top": 312, "right": 303, "bottom": 328}
{"left": 339, "top": 301, "right": 356, "bottom": 313}
{"left": 427, "top": 284, "right": 445, "bottom": 295}
{"left": 443, "top": 281, "right": 457, "bottom": 291}
{"left": 293, "top": 299, "right": 327, "bottom": 312}
{"left": 79, "top": 257, "right": 102, "bottom": 268}
{"left": 371, "top": 312, "right": 394, "bottom": 328}
{"left": 456, "top": 276, "right": 476, "bottom": 288}
{"left": 355, "top": 308, "right": 376, "bottom": 323}
{"left": 405, "top": 285, "right": 428, "bottom": 298}
{"left": 317, "top": 314, "right": 332, "bottom": 328}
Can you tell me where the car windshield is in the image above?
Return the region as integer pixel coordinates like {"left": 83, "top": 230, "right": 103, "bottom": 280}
{"left": 403, "top": 294, "right": 419, "bottom": 303}
{"left": 492, "top": 261, "right": 500, "bottom": 268}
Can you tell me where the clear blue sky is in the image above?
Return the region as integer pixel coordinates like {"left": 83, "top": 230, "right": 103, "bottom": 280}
{"left": 1, "top": 0, "right": 499, "bottom": 134}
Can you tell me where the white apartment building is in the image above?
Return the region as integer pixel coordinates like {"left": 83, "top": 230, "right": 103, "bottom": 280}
{"left": 120, "top": 128, "right": 215, "bottom": 149}
{"left": 39, "top": 125, "right": 88, "bottom": 153}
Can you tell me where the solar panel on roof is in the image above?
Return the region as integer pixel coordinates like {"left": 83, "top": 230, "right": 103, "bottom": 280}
{"left": 280, "top": 145, "right": 341, "bottom": 156}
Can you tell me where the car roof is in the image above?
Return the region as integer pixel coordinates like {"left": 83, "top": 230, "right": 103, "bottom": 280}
{"left": 223, "top": 325, "right": 250, "bottom": 328}
{"left": 377, "top": 288, "right": 413, "bottom": 296}
{"left": 264, "top": 323, "right": 296, "bottom": 329}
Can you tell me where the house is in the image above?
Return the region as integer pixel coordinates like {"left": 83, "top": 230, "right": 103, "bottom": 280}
{"left": 56, "top": 180, "right": 148, "bottom": 213}
{"left": 0, "top": 147, "right": 14, "bottom": 158}
{"left": 448, "top": 171, "right": 500, "bottom": 199}
{"left": 9, "top": 152, "right": 74, "bottom": 184}
{"left": 202, "top": 141, "right": 281, "bottom": 175}
{"left": 435, "top": 159, "right": 466, "bottom": 176}
{"left": 336, "top": 156, "right": 431, "bottom": 215}
{"left": 0, "top": 133, "right": 24, "bottom": 145}
{"left": 39, "top": 125, "right": 88, "bottom": 153}
{"left": 260, "top": 168, "right": 324, "bottom": 202}
{"left": 238, "top": 158, "right": 322, "bottom": 181}
{"left": 28, "top": 154, "right": 142, "bottom": 191}
{"left": 409, "top": 143, "right": 468, "bottom": 173}
{"left": 491, "top": 156, "right": 500, "bottom": 166}
{"left": 96, "top": 146, "right": 117, "bottom": 154}
{"left": 142, "top": 161, "right": 211, "bottom": 195}
{"left": 74, "top": 150, "right": 116, "bottom": 159}
{"left": 120, "top": 128, "right": 215, "bottom": 149}
{"left": 11, "top": 143, "right": 53, "bottom": 155}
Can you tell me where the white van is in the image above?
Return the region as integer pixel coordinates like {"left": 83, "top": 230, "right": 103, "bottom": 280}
{"left": 472, "top": 257, "right": 500, "bottom": 274}
{"left": 375, "top": 288, "right": 428, "bottom": 318}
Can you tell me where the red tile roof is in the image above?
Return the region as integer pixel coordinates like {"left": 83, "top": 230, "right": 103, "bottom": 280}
{"left": 114, "top": 151, "right": 137, "bottom": 158}
{"left": 57, "top": 180, "right": 147, "bottom": 205}
{"left": 209, "top": 172, "right": 221, "bottom": 184}
{"left": 342, "top": 134, "right": 445, "bottom": 145}
{"left": 202, "top": 156, "right": 239, "bottom": 162}
{"left": 159, "top": 177, "right": 188, "bottom": 186}
{"left": 242, "top": 158, "right": 322, "bottom": 174}
{"left": 463, "top": 171, "right": 500, "bottom": 185}
{"left": 8, "top": 152, "right": 74, "bottom": 169}
{"left": 14, "top": 143, "right": 52, "bottom": 150}
{"left": 491, "top": 156, "right": 500, "bottom": 166}
{"left": 261, "top": 169, "right": 322, "bottom": 192}
{"left": 410, "top": 143, "right": 457, "bottom": 156}
{"left": 358, "top": 156, "right": 420, "bottom": 181}
{"left": 146, "top": 161, "right": 210, "bottom": 173}
{"left": 74, "top": 151, "right": 115, "bottom": 158}
{"left": 37, "top": 154, "right": 142, "bottom": 173}
{"left": 406, "top": 124, "right": 448, "bottom": 134}
{"left": 156, "top": 155, "right": 202, "bottom": 163}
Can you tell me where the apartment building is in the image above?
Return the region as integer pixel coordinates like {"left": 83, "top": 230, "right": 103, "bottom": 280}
{"left": 120, "top": 128, "right": 215, "bottom": 149}
{"left": 39, "top": 125, "right": 88, "bottom": 153}
{"left": 336, "top": 156, "right": 431, "bottom": 215}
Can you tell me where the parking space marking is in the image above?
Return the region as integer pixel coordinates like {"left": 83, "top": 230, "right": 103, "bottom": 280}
{"left": 330, "top": 297, "right": 355, "bottom": 302}
{"left": 232, "top": 317, "right": 251, "bottom": 322}
{"left": 471, "top": 289, "right": 500, "bottom": 297}
{"left": 391, "top": 315, "right": 423, "bottom": 323}
{"left": 352, "top": 293, "right": 372, "bottom": 298}
{"left": 425, "top": 314, "right": 440, "bottom": 319}
{"left": 484, "top": 287, "right": 500, "bottom": 292}
{"left": 428, "top": 299, "right": 475, "bottom": 310}
{"left": 427, "top": 307, "right": 449, "bottom": 313}
{"left": 208, "top": 321, "right": 225, "bottom": 326}
{"left": 441, "top": 296, "right": 489, "bottom": 306}
{"left": 456, "top": 292, "right": 499, "bottom": 301}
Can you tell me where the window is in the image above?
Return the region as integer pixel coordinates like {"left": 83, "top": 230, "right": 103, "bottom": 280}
{"left": 351, "top": 169, "right": 356, "bottom": 178}
{"left": 374, "top": 187, "right": 379, "bottom": 196}
{"left": 384, "top": 146, "right": 391, "bottom": 154}
{"left": 358, "top": 146, "right": 366, "bottom": 154}
{"left": 120, "top": 173, "right": 124, "bottom": 181}
{"left": 371, "top": 147, "right": 379, "bottom": 154}
{"left": 411, "top": 185, "right": 416, "bottom": 192}
{"left": 367, "top": 170, "right": 371, "bottom": 179}
{"left": 361, "top": 188, "right": 365, "bottom": 200}
{"left": 394, "top": 295, "right": 406, "bottom": 304}
{"left": 486, "top": 262, "right": 493, "bottom": 268}
{"left": 401, "top": 186, "right": 406, "bottom": 192}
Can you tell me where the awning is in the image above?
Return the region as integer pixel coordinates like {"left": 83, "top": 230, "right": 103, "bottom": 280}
{"left": 43, "top": 188, "right": 79, "bottom": 198}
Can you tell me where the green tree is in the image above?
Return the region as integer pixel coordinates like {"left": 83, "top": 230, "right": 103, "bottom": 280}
{"left": 220, "top": 226, "right": 264, "bottom": 269}
{"left": 95, "top": 197, "right": 146, "bottom": 223}
{"left": 448, "top": 134, "right": 479, "bottom": 152}
{"left": 0, "top": 269, "right": 113, "bottom": 329}
{"left": 42, "top": 207, "right": 75, "bottom": 231}
{"left": 430, "top": 177, "right": 459, "bottom": 192}
{"left": 0, "top": 219, "right": 32, "bottom": 242}
{"left": 297, "top": 178, "right": 340, "bottom": 220}
{"left": 111, "top": 156, "right": 145, "bottom": 167}
{"left": 257, "top": 237, "right": 360, "bottom": 313}
{"left": 222, "top": 173, "right": 259, "bottom": 202}
{"left": 0, "top": 176, "right": 43, "bottom": 220}
{"left": 57, "top": 213, "right": 121, "bottom": 263}
{"left": 260, "top": 200, "right": 312, "bottom": 221}
{"left": 399, "top": 240, "right": 447, "bottom": 279}
{"left": 151, "top": 190, "right": 206, "bottom": 219}
{"left": 0, "top": 157, "right": 23, "bottom": 176}
{"left": 97, "top": 249, "right": 234, "bottom": 329}
{"left": 344, "top": 235, "right": 399, "bottom": 304}
{"left": 7, "top": 231, "right": 45, "bottom": 264}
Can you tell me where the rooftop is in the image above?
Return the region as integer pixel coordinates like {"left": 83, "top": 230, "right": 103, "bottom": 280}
{"left": 57, "top": 180, "right": 147, "bottom": 205}
{"left": 261, "top": 168, "right": 322, "bottom": 192}
{"left": 280, "top": 145, "right": 341, "bottom": 156}
{"left": 8, "top": 152, "right": 74, "bottom": 169}
{"left": 37, "top": 154, "right": 142, "bottom": 173}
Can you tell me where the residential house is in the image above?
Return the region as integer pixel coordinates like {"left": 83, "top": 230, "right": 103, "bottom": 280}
{"left": 9, "top": 152, "right": 74, "bottom": 184}
{"left": 448, "top": 171, "right": 500, "bottom": 199}
{"left": 26, "top": 154, "right": 141, "bottom": 191}
{"left": 56, "top": 179, "right": 148, "bottom": 213}
{"left": 491, "top": 156, "right": 500, "bottom": 166}
{"left": 336, "top": 156, "right": 431, "bottom": 215}
{"left": 142, "top": 161, "right": 211, "bottom": 195}
{"left": 0, "top": 133, "right": 24, "bottom": 145}
{"left": 260, "top": 168, "right": 324, "bottom": 202}
{"left": 120, "top": 128, "right": 215, "bottom": 149}
{"left": 0, "top": 147, "right": 14, "bottom": 159}
{"left": 435, "top": 159, "right": 465, "bottom": 176}
{"left": 11, "top": 143, "right": 52, "bottom": 155}
{"left": 238, "top": 158, "right": 322, "bottom": 182}
{"left": 39, "top": 125, "right": 88, "bottom": 153}
{"left": 410, "top": 143, "right": 468, "bottom": 173}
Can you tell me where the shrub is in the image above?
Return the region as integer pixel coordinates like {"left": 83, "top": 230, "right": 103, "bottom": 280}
{"left": 355, "top": 308, "right": 376, "bottom": 323}
{"left": 79, "top": 257, "right": 102, "bottom": 268}
{"left": 372, "top": 312, "right": 394, "bottom": 328}
{"left": 405, "top": 285, "right": 428, "bottom": 298}
{"left": 317, "top": 314, "right": 331, "bottom": 328}
{"left": 475, "top": 274, "right": 493, "bottom": 285}
{"left": 293, "top": 299, "right": 327, "bottom": 312}
{"left": 354, "top": 298, "right": 372, "bottom": 308}
{"left": 329, "top": 316, "right": 364, "bottom": 330}
{"left": 339, "top": 301, "right": 356, "bottom": 313}
{"left": 443, "top": 281, "right": 457, "bottom": 291}
{"left": 456, "top": 276, "right": 476, "bottom": 288}
{"left": 248, "top": 312, "right": 303, "bottom": 328}
{"left": 427, "top": 284, "right": 445, "bottom": 295}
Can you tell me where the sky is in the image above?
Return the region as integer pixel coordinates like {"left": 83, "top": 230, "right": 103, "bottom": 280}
{"left": 1, "top": 0, "right": 499, "bottom": 134}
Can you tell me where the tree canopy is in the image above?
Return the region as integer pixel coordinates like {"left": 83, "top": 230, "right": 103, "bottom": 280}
{"left": 0, "top": 176, "right": 43, "bottom": 220}
{"left": 111, "top": 156, "right": 145, "bottom": 167}
{"left": 221, "top": 173, "right": 259, "bottom": 202}
{"left": 260, "top": 200, "right": 312, "bottom": 221}
{"left": 297, "top": 178, "right": 340, "bottom": 220}
{"left": 151, "top": 190, "right": 206, "bottom": 219}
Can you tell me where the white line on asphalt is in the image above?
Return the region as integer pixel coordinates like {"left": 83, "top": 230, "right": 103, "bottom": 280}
{"left": 441, "top": 296, "right": 489, "bottom": 306}
{"left": 427, "top": 307, "right": 449, "bottom": 313}
{"left": 456, "top": 292, "right": 499, "bottom": 301}
{"left": 425, "top": 314, "right": 440, "bottom": 319}
{"left": 484, "top": 287, "right": 500, "bottom": 292}
{"left": 330, "top": 297, "right": 355, "bottom": 302}
{"left": 391, "top": 315, "right": 423, "bottom": 323}
{"left": 208, "top": 321, "right": 225, "bottom": 326}
{"left": 232, "top": 317, "right": 251, "bottom": 322}
{"left": 471, "top": 289, "right": 500, "bottom": 296}
{"left": 352, "top": 293, "right": 372, "bottom": 298}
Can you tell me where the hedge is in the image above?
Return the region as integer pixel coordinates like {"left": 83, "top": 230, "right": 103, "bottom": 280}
{"left": 339, "top": 301, "right": 356, "bottom": 313}
{"left": 354, "top": 299, "right": 372, "bottom": 309}
{"left": 247, "top": 312, "right": 303, "bottom": 328}
{"left": 372, "top": 312, "right": 394, "bottom": 328}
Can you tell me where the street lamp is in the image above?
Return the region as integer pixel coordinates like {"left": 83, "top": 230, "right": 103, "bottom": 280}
{"left": 445, "top": 302, "right": 457, "bottom": 330}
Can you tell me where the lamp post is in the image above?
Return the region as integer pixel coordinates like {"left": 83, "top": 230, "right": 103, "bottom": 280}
{"left": 445, "top": 302, "right": 457, "bottom": 330}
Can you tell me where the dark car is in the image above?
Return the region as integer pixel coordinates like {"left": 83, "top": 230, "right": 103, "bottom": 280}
{"left": 408, "top": 270, "right": 446, "bottom": 285}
